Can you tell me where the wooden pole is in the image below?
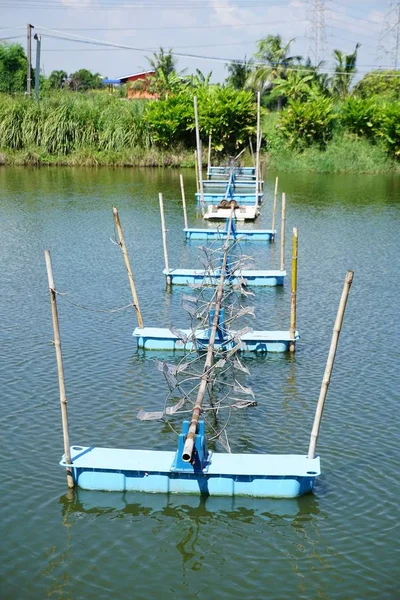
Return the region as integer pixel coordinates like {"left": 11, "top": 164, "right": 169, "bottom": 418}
{"left": 112, "top": 207, "right": 144, "bottom": 329}
{"left": 272, "top": 176, "right": 278, "bottom": 234}
{"left": 289, "top": 227, "right": 298, "bottom": 353}
{"left": 249, "top": 138, "right": 254, "bottom": 162}
{"left": 44, "top": 250, "right": 74, "bottom": 489}
{"left": 180, "top": 174, "right": 188, "bottom": 230}
{"left": 193, "top": 96, "right": 205, "bottom": 214}
{"left": 194, "top": 150, "right": 199, "bottom": 194}
{"left": 182, "top": 204, "right": 236, "bottom": 463}
{"left": 308, "top": 271, "right": 354, "bottom": 459}
{"left": 207, "top": 132, "right": 212, "bottom": 177}
{"left": 255, "top": 91, "right": 261, "bottom": 209}
{"left": 280, "top": 192, "right": 286, "bottom": 272}
{"left": 159, "top": 193, "right": 171, "bottom": 286}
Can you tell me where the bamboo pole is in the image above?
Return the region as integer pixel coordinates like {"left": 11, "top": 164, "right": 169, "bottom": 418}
{"left": 272, "top": 176, "right": 278, "bottom": 234}
{"left": 193, "top": 96, "right": 205, "bottom": 214}
{"left": 112, "top": 207, "right": 144, "bottom": 329}
{"left": 308, "top": 271, "right": 354, "bottom": 459}
{"left": 194, "top": 150, "right": 199, "bottom": 194}
{"left": 207, "top": 132, "right": 212, "bottom": 176}
{"left": 249, "top": 138, "right": 254, "bottom": 162}
{"left": 159, "top": 193, "right": 171, "bottom": 286}
{"left": 180, "top": 174, "right": 188, "bottom": 230}
{"left": 182, "top": 204, "right": 235, "bottom": 463}
{"left": 280, "top": 192, "right": 286, "bottom": 272}
{"left": 255, "top": 90, "right": 261, "bottom": 209}
{"left": 289, "top": 227, "right": 298, "bottom": 353}
{"left": 44, "top": 250, "right": 74, "bottom": 489}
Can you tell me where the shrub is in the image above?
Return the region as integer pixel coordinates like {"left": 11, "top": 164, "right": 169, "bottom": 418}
{"left": 340, "top": 97, "right": 379, "bottom": 139}
{"left": 277, "top": 96, "right": 336, "bottom": 150}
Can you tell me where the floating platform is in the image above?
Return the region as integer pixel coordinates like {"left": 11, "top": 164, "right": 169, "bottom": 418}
{"left": 203, "top": 180, "right": 263, "bottom": 190}
{"left": 133, "top": 327, "right": 299, "bottom": 352}
{"left": 207, "top": 166, "right": 256, "bottom": 180}
{"left": 204, "top": 206, "right": 260, "bottom": 221}
{"left": 163, "top": 268, "right": 286, "bottom": 286}
{"left": 196, "top": 192, "right": 263, "bottom": 205}
{"left": 61, "top": 445, "right": 320, "bottom": 498}
{"left": 184, "top": 227, "right": 274, "bottom": 241}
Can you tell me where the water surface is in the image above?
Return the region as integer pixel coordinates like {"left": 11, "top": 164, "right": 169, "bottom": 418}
{"left": 0, "top": 166, "right": 399, "bottom": 599}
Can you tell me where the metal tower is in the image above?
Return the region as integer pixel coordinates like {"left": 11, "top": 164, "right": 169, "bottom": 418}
{"left": 307, "top": 0, "right": 327, "bottom": 66}
{"left": 377, "top": 1, "right": 400, "bottom": 68}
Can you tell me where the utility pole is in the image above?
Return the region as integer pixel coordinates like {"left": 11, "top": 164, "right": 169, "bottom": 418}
{"left": 307, "top": 0, "right": 326, "bottom": 66}
{"left": 377, "top": 1, "right": 400, "bottom": 68}
{"left": 34, "top": 33, "right": 41, "bottom": 99}
{"left": 26, "top": 23, "right": 34, "bottom": 95}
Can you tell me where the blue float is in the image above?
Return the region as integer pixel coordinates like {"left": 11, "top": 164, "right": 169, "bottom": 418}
{"left": 60, "top": 432, "right": 320, "bottom": 497}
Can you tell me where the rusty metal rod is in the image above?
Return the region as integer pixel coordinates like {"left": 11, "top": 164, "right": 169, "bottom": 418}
{"left": 182, "top": 204, "right": 236, "bottom": 463}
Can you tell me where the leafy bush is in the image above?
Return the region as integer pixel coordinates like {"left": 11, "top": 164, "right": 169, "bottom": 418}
{"left": 277, "top": 96, "right": 336, "bottom": 149}
{"left": 340, "top": 97, "right": 378, "bottom": 139}
{"left": 143, "top": 87, "right": 256, "bottom": 152}
{"left": 197, "top": 87, "right": 255, "bottom": 153}
{"left": 353, "top": 70, "right": 400, "bottom": 100}
{"left": 376, "top": 102, "right": 400, "bottom": 157}
{"left": 143, "top": 93, "right": 193, "bottom": 148}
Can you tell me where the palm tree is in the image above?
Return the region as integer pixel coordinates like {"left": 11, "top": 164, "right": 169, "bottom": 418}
{"left": 48, "top": 69, "right": 68, "bottom": 90}
{"left": 186, "top": 68, "right": 213, "bottom": 88}
{"left": 331, "top": 43, "right": 360, "bottom": 99}
{"left": 225, "top": 56, "right": 253, "bottom": 90}
{"left": 146, "top": 47, "right": 177, "bottom": 78}
{"left": 246, "top": 35, "right": 302, "bottom": 109}
{"left": 270, "top": 69, "right": 314, "bottom": 102}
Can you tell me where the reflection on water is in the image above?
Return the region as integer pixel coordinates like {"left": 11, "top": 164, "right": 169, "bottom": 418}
{"left": 59, "top": 488, "right": 321, "bottom": 522}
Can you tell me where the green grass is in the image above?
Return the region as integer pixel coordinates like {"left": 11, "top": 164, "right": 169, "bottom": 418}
{"left": 1, "top": 146, "right": 197, "bottom": 167}
{"left": 266, "top": 133, "right": 399, "bottom": 173}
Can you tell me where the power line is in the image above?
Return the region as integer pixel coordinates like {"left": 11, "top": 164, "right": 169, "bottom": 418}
{"left": 10, "top": 20, "right": 307, "bottom": 32}
{"left": 31, "top": 29, "right": 400, "bottom": 76}
{"left": 0, "top": 0, "right": 291, "bottom": 9}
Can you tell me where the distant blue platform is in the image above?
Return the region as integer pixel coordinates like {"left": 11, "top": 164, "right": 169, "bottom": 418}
{"left": 133, "top": 327, "right": 299, "bottom": 352}
{"left": 61, "top": 446, "right": 320, "bottom": 498}
{"left": 184, "top": 227, "right": 275, "bottom": 241}
{"left": 203, "top": 180, "right": 263, "bottom": 190}
{"left": 164, "top": 268, "right": 286, "bottom": 287}
{"left": 207, "top": 166, "right": 256, "bottom": 180}
{"left": 196, "top": 192, "right": 263, "bottom": 205}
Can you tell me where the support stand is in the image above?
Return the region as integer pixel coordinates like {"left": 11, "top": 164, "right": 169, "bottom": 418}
{"left": 171, "top": 421, "right": 210, "bottom": 472}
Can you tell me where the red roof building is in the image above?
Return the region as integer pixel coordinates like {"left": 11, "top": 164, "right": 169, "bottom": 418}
{"left": 118, "top": 70, "right": 158, "bottom": 99}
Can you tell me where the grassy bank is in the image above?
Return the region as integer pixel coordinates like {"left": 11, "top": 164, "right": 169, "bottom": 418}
{"left": 2, "top": 137, "right": 399, "bottom": 172}
{"left": 0, "top": 147, "right": 197, "bottom": 167}
{"left": 265, "top": 133, "right": 400, "bottom": 173}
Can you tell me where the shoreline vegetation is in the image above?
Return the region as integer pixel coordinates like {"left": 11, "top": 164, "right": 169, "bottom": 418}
{"left": 1, "top": 35, "right": 400, "bottom": 174}
{"left": 1, "top": 138, "right": 399, "bottom": 173}
{"left": 0, "top": 89, "right": 399, "bottom": 173}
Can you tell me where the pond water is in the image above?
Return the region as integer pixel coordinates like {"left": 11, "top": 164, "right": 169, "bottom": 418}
{"left": 0, "top": 166, "right": 399, "bottom": 599}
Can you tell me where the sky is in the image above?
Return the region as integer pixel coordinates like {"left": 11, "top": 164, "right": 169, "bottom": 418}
{"left": 1, "top": 0, "right": 399, "bottom": 82}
